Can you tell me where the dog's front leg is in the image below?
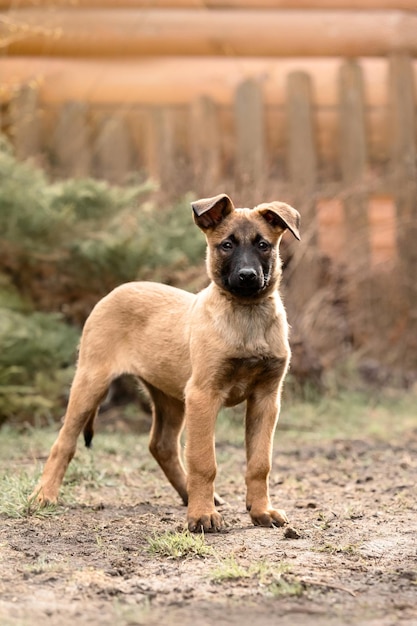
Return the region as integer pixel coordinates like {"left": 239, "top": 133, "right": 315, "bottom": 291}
{"left": 245, "top": 386, "right": 288, "bottom": 528}
{"left": 185, "top": 384, "right": 224, "bottom": 532}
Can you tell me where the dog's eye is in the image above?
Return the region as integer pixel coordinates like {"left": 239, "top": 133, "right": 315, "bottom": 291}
{"left": 220, "top": 240, "right": 233, "bottom": 251}
{"left": 258, "top": 240, "right": 270, "bottom": 251}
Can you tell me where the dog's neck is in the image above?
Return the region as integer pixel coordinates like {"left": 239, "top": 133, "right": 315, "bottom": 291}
{"left": 204, "top": 284, "right": 288, "bottom": 357}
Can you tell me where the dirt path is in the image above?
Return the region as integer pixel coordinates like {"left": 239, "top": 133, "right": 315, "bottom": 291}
{"left": 1, "top": 426, "right": 416, "bottom": 626}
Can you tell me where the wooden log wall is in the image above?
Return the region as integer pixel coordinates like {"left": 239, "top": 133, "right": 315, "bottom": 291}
{"left": 2, "top": 8, "right": 417, "bottom": 57}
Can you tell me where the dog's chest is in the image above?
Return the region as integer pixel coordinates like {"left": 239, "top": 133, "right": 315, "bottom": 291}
{"left": 220, "top": 355, "right": 287, "bottom": 407}
{"left": 212, "top": 299, "right": 287, "bottom": 356}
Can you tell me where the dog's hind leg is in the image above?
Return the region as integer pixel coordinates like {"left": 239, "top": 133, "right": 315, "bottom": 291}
{"left": 145, "top": 384, "right": 189, "bottom": 505}
{"left": 33, "top": 365, "right": 112, "bottom": 505}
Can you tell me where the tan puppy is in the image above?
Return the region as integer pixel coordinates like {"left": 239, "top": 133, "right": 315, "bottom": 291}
{"left": 33, "top": 193, "right": 300, "bottom": 532}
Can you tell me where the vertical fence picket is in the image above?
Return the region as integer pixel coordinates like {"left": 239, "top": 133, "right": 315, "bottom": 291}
{"left": 234, "top": 78, "right": 265, "bottom": 203}
{"left": 285, "top": 71, "right": 320, "bottom": 314}
{"left": 388, "top": 53, "right": 417, "bottom": 346}
{"left": 286, "top": 71, "right": 317, "bottom": 204}
{"left": 190, "top": 96, "right": 221, "bottom": 196}
{"left": 94, "top": 113, "right": 133, "bottom": 184}
{"left": 339, "top": 59, "right": 369, "bottom": 256}
{"left": 339, "top": 59, "right": 371, "bottom": 345}
{"left": 145, "top": 106, "right": 176, "bottom": 191}
{"left": 53, "top": 101, "right": 91, "bottom": 178}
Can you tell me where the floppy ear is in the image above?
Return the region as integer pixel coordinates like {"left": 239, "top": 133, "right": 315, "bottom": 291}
{"left": 191, "top": 194, "right": 235, "bottom": 230}
{"left": 256, "top": 201, "right": 301, "bottom": 241}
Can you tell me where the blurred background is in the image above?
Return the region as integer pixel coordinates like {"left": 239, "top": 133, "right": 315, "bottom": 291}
{"left": 1, "top": 0, "right": 416, "bottom": 427}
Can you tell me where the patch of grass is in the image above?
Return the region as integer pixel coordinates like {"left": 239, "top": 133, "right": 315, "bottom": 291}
{"left": 314, "top": 511, "right": 333, "bottom": 530}
{"left": 268, "top": 577, "right": 304, "bottom": 598}
{"left": 97, "top": 431, "right": 151, "bottom": 472}
{"left": 210, "top": 557, "right": 303, "bottom": 596}
{"left": 210, "top": 555, "right": 252, "bottom": 582}
{"left": 0, "top": 469, "right": 60, "bottom": 518}
{"left": 317, "top": 542, "right": 359, "bottom": 556}
{"left": 280, "top": 388, "right": 417, "bottom": 443}
{"left": 65, "top": 452, "right": 107, "bottom": 488}
{"left": 147, "top": 530, "right": 214, "bottom": 560}
{"left": 199, "top": 382, "right": 417, "bottom": 449}
{"left": 0, "top": 427, "right": 154, "bottom": 516}
{"left": 0, "top": 424, "right": 58, "bottom": 461}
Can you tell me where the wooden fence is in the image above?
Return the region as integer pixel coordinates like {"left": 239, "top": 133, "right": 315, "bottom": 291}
{"left": 2, "top": 54, "right": 416, "bottom": 362}
{"left": 2, "top": 53, "right": 416, "bottom": 264}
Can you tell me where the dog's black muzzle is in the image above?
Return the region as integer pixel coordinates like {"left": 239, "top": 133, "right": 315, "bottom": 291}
{"left": 226, "top": 266, "right": 266, "bottom": 298}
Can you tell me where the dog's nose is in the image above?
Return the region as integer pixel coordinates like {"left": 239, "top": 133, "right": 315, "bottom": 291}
{"left": 238, "top": 268, "right": 258, "bottom": 283}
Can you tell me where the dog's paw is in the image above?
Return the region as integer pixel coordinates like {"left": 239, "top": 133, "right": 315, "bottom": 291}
{"left": 187, "top": 510, "right": 224, "bottom": 533}
{"left": 250, "top": 508, "right": 288, "bottom": 528}
{"left": 29, "top": 485, "right": 57, "bottom": 507}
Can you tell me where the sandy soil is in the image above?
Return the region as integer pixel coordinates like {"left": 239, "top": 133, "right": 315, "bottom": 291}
{"left": 1, "top": 425, "right": 416, "bottom": 626}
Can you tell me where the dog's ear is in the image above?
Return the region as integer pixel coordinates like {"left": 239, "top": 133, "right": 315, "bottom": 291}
{"left": 256, "top": 201, "right": 301, "bottom": 240}
{"left": 191, "top": 194, "right": 235, "bottom": 230}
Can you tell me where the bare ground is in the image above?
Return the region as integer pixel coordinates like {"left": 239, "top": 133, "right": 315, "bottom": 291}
{"left": 0, "top": 415, "right": 416, "bottom": 626}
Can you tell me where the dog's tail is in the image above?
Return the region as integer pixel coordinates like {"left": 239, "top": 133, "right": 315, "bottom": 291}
{"left": 83, "top": 415, "right": 95, "bottom": 448}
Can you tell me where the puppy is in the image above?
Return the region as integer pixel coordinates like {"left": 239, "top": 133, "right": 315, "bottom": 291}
{"left": 33, "top": 193, "right": 300, "bottom": 532}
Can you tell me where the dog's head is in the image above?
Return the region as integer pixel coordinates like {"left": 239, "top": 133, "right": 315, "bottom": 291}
{"left": 191, "top": 193, "right": 300, "bottom": 300}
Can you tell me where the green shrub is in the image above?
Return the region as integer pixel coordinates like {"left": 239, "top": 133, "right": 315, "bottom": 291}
{"left": 0, "top": 136, "right": 152, "bottom": 250}
{"left": 0, "top": 303, "right": 79, "bottom": 425}
{"left": 0, "top": 308, "right": 78, "bottom": 373}
{"left": 0, "top": 135, "right": 205, "bottom": 304}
